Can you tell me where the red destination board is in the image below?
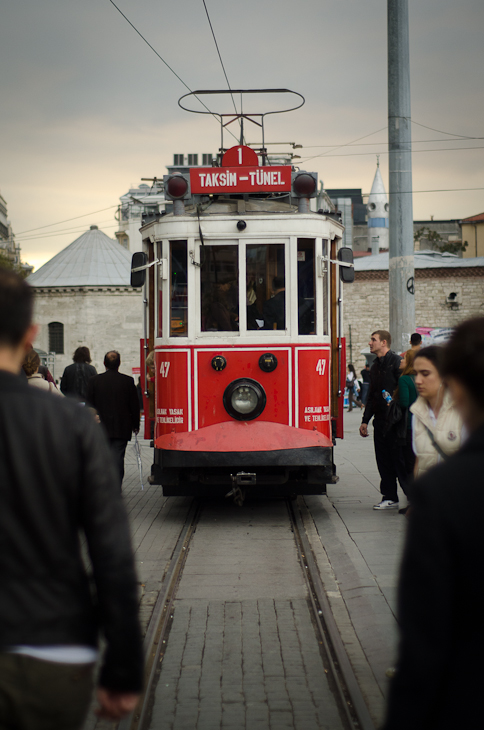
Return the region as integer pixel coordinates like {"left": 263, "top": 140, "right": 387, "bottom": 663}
{"left": 190, "top": 165, "right": 292, "bottom": 194}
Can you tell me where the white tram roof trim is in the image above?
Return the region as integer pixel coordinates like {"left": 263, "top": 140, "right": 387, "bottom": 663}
{"left": 27, "top": 227, "right": 133, "bottom": 287}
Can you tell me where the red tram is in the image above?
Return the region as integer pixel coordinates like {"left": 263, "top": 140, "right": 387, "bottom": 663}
{"left": 131, "top": 90, "right": 354, "bottom": 499}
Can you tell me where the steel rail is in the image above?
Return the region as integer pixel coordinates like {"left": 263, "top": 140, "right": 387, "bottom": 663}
{"left": 118, "top": 499, "right": 202, "bottom": 730}
{"left": 288, "top": 497, "right": 376, "bottom": 730}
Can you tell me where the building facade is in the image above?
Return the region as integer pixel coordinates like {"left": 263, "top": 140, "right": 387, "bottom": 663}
{"left": 343, "top": 251, "right": 484, "bottom": 369}
{"left": 27, "top": 226, "right": 142, "bottom": 381}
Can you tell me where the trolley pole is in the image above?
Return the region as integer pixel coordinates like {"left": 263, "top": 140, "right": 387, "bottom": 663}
{"left": 388, "top": 0, "right": 415, "bottom": 352}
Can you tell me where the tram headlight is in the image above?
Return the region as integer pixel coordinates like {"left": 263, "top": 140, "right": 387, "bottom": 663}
{"left": 223, "top": 378, "right": 266, "bottom": 421}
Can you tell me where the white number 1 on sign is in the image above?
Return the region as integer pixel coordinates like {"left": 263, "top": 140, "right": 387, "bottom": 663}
{"left": 315, "top": 359, "right": 326, "bottom": 375}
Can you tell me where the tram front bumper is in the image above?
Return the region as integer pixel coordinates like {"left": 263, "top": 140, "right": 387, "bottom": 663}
{"left": 154, "top": 421, "right": 336, "bottom": 493}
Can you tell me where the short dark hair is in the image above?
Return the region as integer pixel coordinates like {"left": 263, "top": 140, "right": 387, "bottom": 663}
{"left": 73, "top": 346, "right": 92, "bottom": 363}
{"left": 410, "top": 333, "right": 422, "bottom": 346}
{"left": 104, "top": 350, "right": 121, "bottom": 370}
{"left": 442, "top": 318, "right": 484, "bottom": 410}
{"left": 414, "top": 345, "right": 444, "bottom": 376}
{"left": 371, "top": 329, "right": 392, "bottom": 347}
{"left": 0, "top": 269, "right": 34, "bottom": 346}
{"left": 273, "top": 276, "right": 285, "bottom": 290}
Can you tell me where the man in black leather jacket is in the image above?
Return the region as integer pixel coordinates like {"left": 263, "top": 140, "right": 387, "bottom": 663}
{"left": 0, "top": 270, "right": 143, "bottom": 728}
{"left": 359, "top": 329, "right": 402, "bottom": 509}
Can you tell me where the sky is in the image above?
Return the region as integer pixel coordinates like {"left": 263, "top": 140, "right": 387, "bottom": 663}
{"left": 1, "top": 0, "right": 483, "bottom": 272}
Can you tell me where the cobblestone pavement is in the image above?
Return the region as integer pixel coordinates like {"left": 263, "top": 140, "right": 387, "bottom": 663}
{"left": 148, "top": 501, "right": 347, "bottom": 730}
{"left": 83, "top": 413, "right": 405, "bottom": 729}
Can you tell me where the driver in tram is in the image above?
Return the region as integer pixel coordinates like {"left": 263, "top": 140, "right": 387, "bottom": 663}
{"left": 202, "top": 277, "right": 239, "bottom": 332}
{"left": 263, "top": 276, "right": 285, "bottom": 330}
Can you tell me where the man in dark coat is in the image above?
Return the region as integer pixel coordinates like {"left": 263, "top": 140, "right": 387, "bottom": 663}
{"left": 0, "top": 270, "right": 143, "bottom": 728}
{"left": 263, "top": 276, "right": 285, "bottom": 330}
{"left": 87, "top": 350, "right": 140, "bottom": 487}
{"left": 359, "top": 329, "right": 402, "bottom": 509}
{"left": 383, "top": 317, "right": 484, "bottom": 730}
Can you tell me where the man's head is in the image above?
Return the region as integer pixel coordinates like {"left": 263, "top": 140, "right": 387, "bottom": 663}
{"left": 442, "top": 318, "right": 484, "bottom": 431}
{"left": 272, "top": 276, "right": 285, "bottom": 293}
{"left": 0, "top": 269, "right": 37, "bottom": 373}
{"left": 369, "top": 330, "right": 391, "bottom": 358}
{"left": 104, "top": 350, "right": 121, "bottom": 371}
{"left": 410, "top": 333, "right": 422, "bottom": 348}
{"left": 73, "top": 346, "right": 92, "bottom": 364}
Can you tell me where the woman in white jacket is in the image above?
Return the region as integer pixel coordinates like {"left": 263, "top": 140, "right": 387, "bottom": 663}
{"left": 410, "top": 346, "right": 463, "bottom": 478}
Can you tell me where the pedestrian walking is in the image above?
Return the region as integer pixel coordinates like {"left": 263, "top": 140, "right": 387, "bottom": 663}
{"left": 86, "top": 350, "right": 140, "bottom": 488}
{"left": 22, "top": 349, "right": 63, "bottom": 396}
{"left": 60, "top": 346, "right": 97, "bottom": 400}
{"left": 359, "top": 330, "right": 402, "bottom": 509}
{"left": 360, "top": 362, "right": 371, "bottom": 404}
{"left": 410, "top": 345, "right": 463, "bottom": 478}
{"left": 346, "top": 363, "right": 363, "bottom": 411}
{"left": 383, "top": 317, "right": 484, "bottom": 730}
{"left": 0, "top": 270, "right": 143, "bottom": 729}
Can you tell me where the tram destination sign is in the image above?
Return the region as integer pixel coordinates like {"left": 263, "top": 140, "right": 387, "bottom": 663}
{"left": 190, "top": 165, "right": 292, "bottom": 195}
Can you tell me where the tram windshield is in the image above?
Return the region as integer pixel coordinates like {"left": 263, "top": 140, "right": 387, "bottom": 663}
{"left": 201, "top": 245, "right": 239, "bottom": 332}
{"left": 246, "top": 244, "right": 285, "bottom": 331}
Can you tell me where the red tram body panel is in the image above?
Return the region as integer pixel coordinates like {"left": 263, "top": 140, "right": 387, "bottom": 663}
{"left": 132, "top": 117, "right": 352, "bottom": 498}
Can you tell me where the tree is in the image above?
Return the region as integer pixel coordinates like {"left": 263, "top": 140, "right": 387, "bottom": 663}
{"left": 414, "top": 226, "right": 468, "bottom": 255}
{"left": 0, "top": 251, "right": 30, "bottom": 279}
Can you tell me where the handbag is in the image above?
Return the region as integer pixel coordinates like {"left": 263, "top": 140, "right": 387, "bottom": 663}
{"left": 386, "top": 399, "right": 408, "bottom": 441}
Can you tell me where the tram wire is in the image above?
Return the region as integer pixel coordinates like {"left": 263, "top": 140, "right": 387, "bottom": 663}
{"left": 105, "top": 0, "right": 239, "bottom": 144}
{"left": 201, "top": 0, "right": 239, "bottom": 124}
{"left": 118, "top": 496, "right": 376, "bottom": 730}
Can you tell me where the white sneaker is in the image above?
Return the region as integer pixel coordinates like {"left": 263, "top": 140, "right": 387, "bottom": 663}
{"left": 373, "top": 499, "right": 399, "bottom": 510}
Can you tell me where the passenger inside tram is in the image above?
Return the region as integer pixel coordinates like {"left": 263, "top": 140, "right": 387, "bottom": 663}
{"left": 202, "top": 278, "right": 239, "bottom": 332}
{"left": 263, "top": 276, "right": 286, "bottom": 330}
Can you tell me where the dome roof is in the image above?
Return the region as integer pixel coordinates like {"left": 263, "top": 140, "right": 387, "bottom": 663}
{"left": 27, "top": 226, "right": 132, "bottom": 287}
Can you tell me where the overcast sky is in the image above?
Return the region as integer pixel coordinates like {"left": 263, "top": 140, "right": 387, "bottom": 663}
{"left": 1, "top": 0, "right": 483, "bottom": 271}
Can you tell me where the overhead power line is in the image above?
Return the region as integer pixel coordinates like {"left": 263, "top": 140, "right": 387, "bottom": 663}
{"left": 106, "top": 0, "right": 238, "bottom": 142}
{"left": 412, "top": 120, "right": 482, "bottom": 140}
{"left": 201, "top": 0, "right": 238, "bottom": 119}
{"left": 298, "top": 145, "right": 484, "bottom": 162}
{"left": 16, "top": 206, "right": 118, "bottom": 236}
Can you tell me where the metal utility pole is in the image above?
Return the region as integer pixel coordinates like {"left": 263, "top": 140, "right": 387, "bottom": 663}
{"left": 388, "top": 0, "right": 415, "bottom": 352}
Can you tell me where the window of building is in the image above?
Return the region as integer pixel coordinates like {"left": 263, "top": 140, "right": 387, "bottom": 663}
{"left": 202, "top": 154, "right": 213, "bottom": 166}
{"left": 173, "top": 154, "right": 184, "bottom": 165}
{"left": 187, "top": 154, "right": 198, "bottom": 166}
{"left": 48, "top": 322, "right": 64, "bottom": 354}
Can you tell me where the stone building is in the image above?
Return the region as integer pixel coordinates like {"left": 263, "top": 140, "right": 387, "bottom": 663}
{"left": 343, "top": 250, "right": 484, "bottom": 369}
{"left": 462, "top": 212, "right": 484, "bottom": 258}
{"left": 27, "top": 225, "right": 142, "bottom": 382}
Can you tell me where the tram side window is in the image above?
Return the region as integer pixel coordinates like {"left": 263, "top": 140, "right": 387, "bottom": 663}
{"left": 246, "top": 244, "right": 285, "bottom": 331}
{"left": 201, "top": 245, "right": 239, "bottom": 332}
{"left": 297, "top": 239, "right": 316, "bottom": 335}
{"left": 170, "top": 241, "right": 188, "bottom": 337}
{"left": 156, "top": 242, "right": 163, "bottom": 338}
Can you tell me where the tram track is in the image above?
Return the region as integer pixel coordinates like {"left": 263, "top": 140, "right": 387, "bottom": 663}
{"left": 119, "top": 497, "right": 376, "bottom": 730}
